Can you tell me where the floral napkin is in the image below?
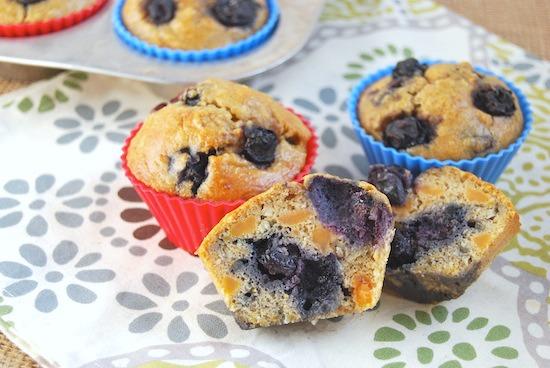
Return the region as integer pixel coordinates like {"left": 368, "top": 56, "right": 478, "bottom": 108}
{"left": 0, "top": 1, "right": 549, "bottom": 367}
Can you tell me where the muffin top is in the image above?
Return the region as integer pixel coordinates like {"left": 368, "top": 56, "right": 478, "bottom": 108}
{"left": 127, "top": 78, "right": 312, "bottom": 201}
{"left": 0, "top": 0, "right": 97, "bottom": 24}
{"left": 122, "top": 0, "right": 269, "bottom": 50}
{"left": 358, "top": 58, "right": 524, "bottom": 161}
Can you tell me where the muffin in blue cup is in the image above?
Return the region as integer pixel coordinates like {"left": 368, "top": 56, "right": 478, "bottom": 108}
{"left": 348, "top": 58, "right": 533, "bottom": 183}
{"left": 113, "top": 0, "right": 279, "bottom": 62}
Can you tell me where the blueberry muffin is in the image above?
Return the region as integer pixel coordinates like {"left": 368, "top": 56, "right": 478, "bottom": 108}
{"left": 0, "top": 0, "right": 97, "bottom": 24}
{"left": 127, "top": 78, "right": 311, "bottom": 202}
{"left": 368, "top": 165, "right": 520, "bottom": 303}
{"left": 198, "top": 174, "right": 395, "bottom": 329}
{"left": 358, "top": 58, "right": 524, "bottom": 160}
{"left": 122, "top": 0, "right": 269, "bottom": 50}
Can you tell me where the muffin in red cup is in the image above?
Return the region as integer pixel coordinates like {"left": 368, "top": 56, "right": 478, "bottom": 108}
{"left": 121, "top": 78, "right": 318, "bottom": 254}
{"left": 0, "top": 0, "right": 108, "bottom": 37}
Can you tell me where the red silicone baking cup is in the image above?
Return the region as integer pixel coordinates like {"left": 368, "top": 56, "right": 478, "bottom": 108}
{"left": 0, "top": 0, "right": 108, "bottom": 37}
{"left": 121, "top": 108, "right": 318, "bottom": 255}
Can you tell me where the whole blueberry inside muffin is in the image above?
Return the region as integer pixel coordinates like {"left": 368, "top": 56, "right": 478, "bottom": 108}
{"left": 126, "top": 78, "right": 311, "bottom": 202}
{"left": 357, "top": 58, "right": 523, "bottom": 160}
{"left": 122, "top": 0, "right": 269, "bottom": 50}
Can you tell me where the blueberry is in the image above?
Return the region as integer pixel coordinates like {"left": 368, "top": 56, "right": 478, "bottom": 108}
{"left": 144, "top": 0, "right": 176, "bottom": 25}
{"left": 293, "top": 255, "right": 342, "bottom": 318}
{"left": 235, "top": 234, "right": 344, "bottom": 320}
{"left": 212, "top": 0, "right": 259, "bottom": 27}
{"left": 472, "top": 85, "right": 516, "bottom": 117}
{"left": 183, "top": 89, "right": 200, "bottom": 106}
{"left": 177, "top": 148, "right": 216, "bottom": 195}
{"left": 383, "top": 116, "right": 434, "bottom": 150}
{"left": 16, "top": 0, "right": 45, "bottom": 4}
{"left": 392, "top": 58, "right": 427, "bottom": 80}
{"left": 307, "top": 176, "right": 394, "bottom": 247}
{"left": 242, "top": 126, "right": 278, "bottom": 167}
{"left": 415, "top": 204, "right": 467, "bottom": 243}
{"left": 368, "top": 165, "right": 413, "bottom": 206}
{"left": 388, "top": 204, "right": 469, "bottom": 269}
{"left": 255, "top": 237, "right": 301, "bottom": 280}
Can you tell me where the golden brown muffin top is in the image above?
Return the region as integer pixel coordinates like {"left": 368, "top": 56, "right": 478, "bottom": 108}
{"left": 127, "top": 78, "right": 312, "bottom": 201}
{"left": 0, "top": 0, "right": 96, "bottom": 24}
{"left": 358, "top": 59, "right": 523, "bottom": 161}
{"left": 122, "top": 0, "right": 268, "bottom": 50}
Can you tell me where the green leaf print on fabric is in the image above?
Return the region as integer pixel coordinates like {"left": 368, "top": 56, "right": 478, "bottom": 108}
{"left": 38, "top": 95, "right": 55, "bottom": 113}
{"left": 372, "top": 306, "right": 519, "bottom": 367}
{"left": 492, "top": 347, "right": 519, "bottom": 360}
{"left": 321, "top": 0, "right": 394, "bottom": 22}
{"left": 375, "top": 327, "right": 406, "bottom": 342}
{"left": 12, "top": 71, "right": 89, "bottom": 114}
{"left": 343, "top": 45, "right": 415, "bottom": 80}
{"left": 417, "top": 347, "right": 433, "bottom": 364}
{"left": 17, "top": 97, "right": 33, "bottom": 113}
{"left": 374, "top": 348, "right": 401, "bottom": 360}
{"left": 0, "top": 296, "right": 14, "bottom": 330}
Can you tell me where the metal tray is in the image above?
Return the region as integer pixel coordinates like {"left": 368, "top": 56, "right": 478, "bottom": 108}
{"left": 0, "top": 0, "right": 324, "bottom": 84}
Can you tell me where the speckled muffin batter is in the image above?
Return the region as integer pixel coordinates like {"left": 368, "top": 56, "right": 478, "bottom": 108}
{"left": 122, "top": 0, "right": 269, "bottom": 50}
{"left": 358, "top": 58, "right": 523, "bottom": 160}
{"left": 0, "top": 0, "right": 96, "bottom": 24}
{"left": 127, "top": 78, "right": 311, "bottom": 202}
{"left": 368, "top": 165, "right": 520, "bottom": 303}
{"left": 198, "top": 174, "right": 394, "bottom": 328}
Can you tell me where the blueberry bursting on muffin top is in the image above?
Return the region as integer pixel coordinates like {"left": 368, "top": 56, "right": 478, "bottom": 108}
{"left": 123, "top": 0, "right": 268, "bottom": 50}
{"left": 126, "top": 78, "right": 311, "bottom": 201}
{"left": 357, "top": 58, "right": 523, "bottom": 160}
{"left": 143, "top": 0, "right": 259, "bottom": 27}
{"left": 144, "top": 0, "right": 176, "bottom": 25}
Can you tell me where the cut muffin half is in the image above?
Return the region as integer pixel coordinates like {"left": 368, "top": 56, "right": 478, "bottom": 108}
{"left": 198, "top": 173, "right": 395, "bottom": 328}
{"left": 374, "top": 166, "right": 520, "bottom": 303}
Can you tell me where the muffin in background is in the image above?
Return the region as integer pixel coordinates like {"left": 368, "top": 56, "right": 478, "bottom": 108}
{"left": 357, "top": 58, "right": 523, "bottom": 161}
{"left": 0, "top": 0, "right": 97, "bottom": 24}
{"left": 122, "top": 0, "right": 269, "bottom": 50}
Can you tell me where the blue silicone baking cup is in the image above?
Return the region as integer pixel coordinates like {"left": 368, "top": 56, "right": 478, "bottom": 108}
{"left": 348, "top": 60, "right": 533, "bottom": 183}
{"left": 113, "top": 0, "right": 279, "bottom": 62}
